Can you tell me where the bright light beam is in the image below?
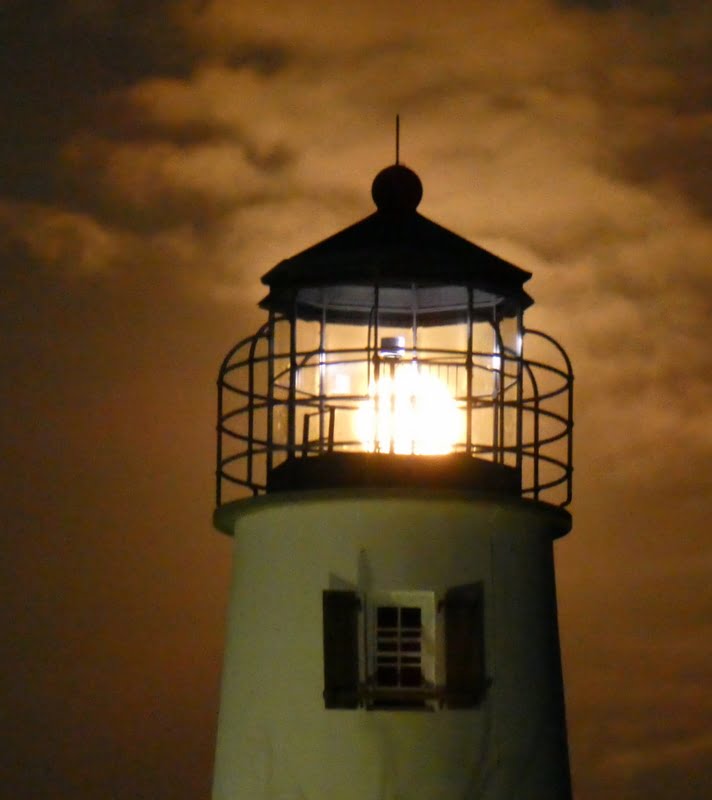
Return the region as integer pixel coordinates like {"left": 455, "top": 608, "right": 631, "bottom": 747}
{"left": 356, "top": 364, "right": 461, "bottom": 455}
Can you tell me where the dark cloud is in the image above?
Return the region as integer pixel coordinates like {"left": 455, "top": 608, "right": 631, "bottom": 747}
{"left": 0, "top": 1, "right": 196, "bottom": 200}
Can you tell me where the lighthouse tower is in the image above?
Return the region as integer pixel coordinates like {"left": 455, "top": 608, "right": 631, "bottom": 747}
{"left": 212, "top": 162, "right": 574, "bottom": 800}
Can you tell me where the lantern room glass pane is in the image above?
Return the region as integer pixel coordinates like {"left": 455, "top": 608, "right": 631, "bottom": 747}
{"left": 499, "top": 315, "right": 522, "bottom": 356}
{"left": 265, "top": 285, "right": 526, "bottom": 466}
{"left": 294, "top": 283, "right": 510, "bottom": 326}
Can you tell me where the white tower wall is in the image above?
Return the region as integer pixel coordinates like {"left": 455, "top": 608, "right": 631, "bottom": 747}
{"left": 212, "top": 490, "right": 571, "bottom": 800}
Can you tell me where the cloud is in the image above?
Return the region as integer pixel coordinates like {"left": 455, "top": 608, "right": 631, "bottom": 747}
{"left": 56, "top": 0, "right": 703, "bottom": 243}
{"left": 63, "top": 132, "right": 285, "bottom": 213}
{"left": 0, "top": 200, "right": 130, "bottom": 277}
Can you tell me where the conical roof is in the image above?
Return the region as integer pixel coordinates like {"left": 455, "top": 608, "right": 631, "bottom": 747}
{"left": 260, "top": 164, "right": 533, "bottom": 322}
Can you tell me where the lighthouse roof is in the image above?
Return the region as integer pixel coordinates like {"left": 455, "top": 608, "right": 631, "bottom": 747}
{"left": 260, "top": 164, "right": 533, "bottom": 323}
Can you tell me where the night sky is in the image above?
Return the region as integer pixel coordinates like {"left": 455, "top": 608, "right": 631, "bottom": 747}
{"left": 1, "top": 1, "right": 710, "bottom": 798}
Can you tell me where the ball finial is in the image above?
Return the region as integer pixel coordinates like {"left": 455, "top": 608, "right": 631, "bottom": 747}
{"left": 371, "top": 164, "right": 423, "bottom": 212}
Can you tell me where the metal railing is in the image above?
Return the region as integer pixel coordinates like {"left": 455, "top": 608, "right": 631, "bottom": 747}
{"left": 216, "top": 325, "right": 572, "bottom": 507}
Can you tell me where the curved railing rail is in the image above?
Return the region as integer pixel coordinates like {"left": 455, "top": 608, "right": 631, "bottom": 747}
{"left": 216, "top": 325, "right": 573, "bottom": 507}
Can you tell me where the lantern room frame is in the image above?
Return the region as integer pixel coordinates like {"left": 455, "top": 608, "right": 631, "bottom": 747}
{"left": 215, "top": 163, "right": 573, "bottom": 509}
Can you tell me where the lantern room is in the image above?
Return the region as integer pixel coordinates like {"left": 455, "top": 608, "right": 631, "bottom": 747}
{"left": 216, "top": 163, "right": 572, "bottom": 508}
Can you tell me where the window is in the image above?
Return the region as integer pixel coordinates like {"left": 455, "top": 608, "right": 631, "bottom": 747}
{"left": 375, "top": 604, "right": 423, "bottom": 688}
{"left": 322, "top": 583, "right": 486, "bottom": 711}
{"left": 368, "top": 591, "right": 435, "bottom": 708}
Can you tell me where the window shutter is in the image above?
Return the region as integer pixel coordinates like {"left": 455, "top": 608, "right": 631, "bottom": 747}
{"left": 322, "top": 590, "right": 361, "bottom": 708}
{"left": 443, "top": 582, "right": 486, "bottom": 709}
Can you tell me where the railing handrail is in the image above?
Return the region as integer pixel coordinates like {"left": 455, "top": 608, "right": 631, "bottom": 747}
{"left": 216, "top": 329, "right": 573, "bottom": 507}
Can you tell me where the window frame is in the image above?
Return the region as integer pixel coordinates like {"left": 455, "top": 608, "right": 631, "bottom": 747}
{"left": 322, "top": 582, "right": 487, "bottom": 711}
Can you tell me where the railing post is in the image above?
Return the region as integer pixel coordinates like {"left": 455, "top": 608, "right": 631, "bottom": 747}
{"left": 515, "top": 313, "right": 524, "bottom": 482}
{"left": 566, "top": 369, "right": 574, "bottom": 506}
{"left": 328, "top": 406, "right": 335, "bottom": 453}
{"left": 372, "top": 285, "right": 381, "bottom": 453}
{"left": 247, "top": 337, "right": 256, "bottom": 488}
{"left": 216, "top": 373, "right": 223, "bottom": 507}
{"left": 266, "top": 313, "right": 275, "bottom": 478}
{"left": 466, "top": 288, "right": 473, "bottom": 456}
{"left": 288, "top": 304, "right": 297, "bottom": 457}
{"left": 533, "top": 376, "right": 540, "bottom": 501}
{"left": 302, "top": 414, "right": 311, "bottom": 457}
{"left": 319, "top": 296, "right": 327, "bottom": 453}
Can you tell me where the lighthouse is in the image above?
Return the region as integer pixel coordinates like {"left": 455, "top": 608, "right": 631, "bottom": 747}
{"left": 212, "top": 161, "right": 574, "bottom": 799}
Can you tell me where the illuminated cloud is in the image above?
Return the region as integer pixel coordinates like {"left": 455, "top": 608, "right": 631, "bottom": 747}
{"left": 0, "top": 200, "right": 129, "bottom": 277}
